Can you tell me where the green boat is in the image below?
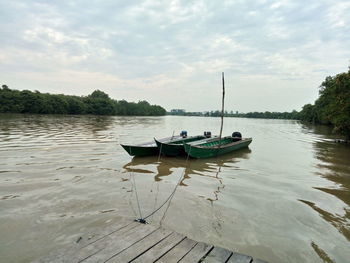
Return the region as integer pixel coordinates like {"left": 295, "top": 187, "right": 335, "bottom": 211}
{"left": 184, "top": 134, "right": 252, "bottom": 158}
{"left": 121, "top": 136, "right": 181, "bottom": 157}
{"left": 154, "top": 133, "right": 208, "bottom": 157}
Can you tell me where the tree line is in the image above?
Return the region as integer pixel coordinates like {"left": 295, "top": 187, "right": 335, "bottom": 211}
{"left": 298, "top": 69, "right": 350, "bottom": 138}
{"left": 0, "top": 86, "right": 166, "bottom": 116}
{"left": 169, "top": 68, "right": 350, "bottom": 138}
{"left": 2, "top": 68, "right": 349, "bottom": 137}
{"left": 169, "top": 110, "right": 299, "bottom": 119}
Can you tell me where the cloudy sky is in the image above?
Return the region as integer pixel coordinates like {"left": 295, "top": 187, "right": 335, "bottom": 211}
{"left": 0, "top": 0, "right": 349, "bottom": 112}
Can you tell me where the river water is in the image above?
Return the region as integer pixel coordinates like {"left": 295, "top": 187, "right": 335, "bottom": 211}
{"left": 0, "top": 114, "right": 349, "bottom": 263}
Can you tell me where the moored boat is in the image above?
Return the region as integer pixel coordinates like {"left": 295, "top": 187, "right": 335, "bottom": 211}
{"left": 121, "top": 136, "right": 181, "bottom": 157}
{"left": 184, "top": 132, "right": 252, "bottom": 158}
{"left": 155, "top": 131, "right": 211, "bottom": 157}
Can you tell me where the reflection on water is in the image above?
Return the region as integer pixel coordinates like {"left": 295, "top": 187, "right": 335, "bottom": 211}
{"left": 305, "top": 140, "right": 350, "bottom": 242}
{"left": 297, "top": 122, "right": 350, "bottom": 243}
{"left": 0, "top": 114, "right": 349, "bottom": 263}
{"left": 123, "top": 148, "right": 252, "bottom": 202}
{"left": 299, "top": 199, "right": 350, "bottom": 241}
{"left": 311, "top": 241, "right": 336, "bottom": 263}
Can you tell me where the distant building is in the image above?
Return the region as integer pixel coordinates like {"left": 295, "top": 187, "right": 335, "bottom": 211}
{"left": 187, "top": 112, "right": 203, "bottom": 116}
{"left": 170, "top": 109, "right": 186, "bottom": 115}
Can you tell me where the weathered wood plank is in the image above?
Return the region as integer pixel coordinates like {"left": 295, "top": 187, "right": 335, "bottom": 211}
{"left": 156, "top": 237, "right": 197, "bottom": 263}
{"left": 33, "top": 218, "right": 270, "bottom": 263}
{"left": 227, "top": 252, "right": 252, "bottom": 263}
{"left": 82, "top": 223, "right": 159, "bottom": 263}
{"left": 33, "top": 219, "right": 134, "bottom": 263}
{"left": 131, "top": 232, "right": 186, "bottom": 263}
{"left": 107, "top": 228, "right": 173, "bottom": 262}
{"left": 179, "top": 242, "right": 213, "bottom": 263}
{"left": 76, "top": 218, "right": 133, "bottom": 247}
{"left": 202, "top": 247, "right": 232, "bottom": 263}
{"left": 72, "top": 221, "right": 143, "bottom": 262}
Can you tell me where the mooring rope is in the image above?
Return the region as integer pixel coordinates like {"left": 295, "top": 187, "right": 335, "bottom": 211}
{"left": 159, "top": 145, "right": 192, "bottom": 225}
{"left": 134, "top": 145, "right": 192, "bottom": 224}
{"left": 128, "top": 173, "right": 138, "bottom": 217}
{"left": 132, "top": 172, "right": 143, "bottom": 221}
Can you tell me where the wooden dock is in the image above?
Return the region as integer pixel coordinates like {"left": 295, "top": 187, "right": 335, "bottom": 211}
{"left": 34, "top": 219, "right": 268, "bottom": 263}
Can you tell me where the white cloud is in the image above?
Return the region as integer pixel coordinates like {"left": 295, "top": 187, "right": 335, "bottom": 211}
{"left": 0, "top": 0, "right": 349, "bottom": 112}
{"left": 327, "top": 1, "right": 350, "bottom": 28}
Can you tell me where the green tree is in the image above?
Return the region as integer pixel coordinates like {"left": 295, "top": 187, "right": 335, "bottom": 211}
{"left": 2, "top": 84, "right": 9, "bottom": 90}
{"left": 20, "top": 90, "right": 43, "bottom": 113}
{"left": 88, "top": 90, "right": 110, "bottom": 100}
{"left": 316, "top": 71, "right": 350, "bottom": 137}
{"left": 299, "top": 69, "right": 350, "bottom": 138}
{"left": 66, "top": 96, "right": 87, "bottom": 114}
{"left": 0, "top": 87, "right": 166, "bottom": 116}
{"left": 299, "top": 104, "right": 316, "bottom": 123}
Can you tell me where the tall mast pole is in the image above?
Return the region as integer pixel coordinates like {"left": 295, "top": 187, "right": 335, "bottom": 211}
{"left": 219, "top": 72, "right": 225, "bottom": 143}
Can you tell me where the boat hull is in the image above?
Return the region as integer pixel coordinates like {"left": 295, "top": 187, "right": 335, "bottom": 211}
{"left": 121, "top": 136, "right": 183, "bottom": 157}
{"left": 155, "top": 135, "right": 206, "bottom": 157}
{"left": 121, "top": 144, "right": 158, "bottom": 157}
{"left": 184, "top": 137, "right": 252, "bottom": 158}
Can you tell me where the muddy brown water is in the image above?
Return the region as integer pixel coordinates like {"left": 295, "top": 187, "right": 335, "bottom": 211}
{"left": 0, "top": 114, "right": 349, "bottom": 263}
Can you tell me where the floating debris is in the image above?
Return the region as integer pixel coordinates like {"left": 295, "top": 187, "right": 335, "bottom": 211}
{"left": 100, "top": 209, "right": 115, "bottom": 214}
{"left": 1, "top": 195, "right": 20, "bottom": 200}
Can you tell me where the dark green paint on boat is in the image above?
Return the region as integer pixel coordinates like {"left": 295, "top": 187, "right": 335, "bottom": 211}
{"left": 121, "top": 143, "right": 158, "bottom": 157}
{"left": 184, "top": 136, "right": 252, "bottom": 158}
{"left": 121, "top": 136, "right": 182, "bottom": 157}
{"left": 155, "top": 135, "right": 207, "bottom": 157}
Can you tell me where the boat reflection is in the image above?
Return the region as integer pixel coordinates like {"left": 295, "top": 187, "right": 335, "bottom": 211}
{"left": 123, "top": 148, "right": 251, "bottom": 182}
{"left": 122, "top": 148, "right": 252, "bottom": 202}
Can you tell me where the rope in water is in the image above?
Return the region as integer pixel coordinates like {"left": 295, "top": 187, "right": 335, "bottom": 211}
{"left": 134, "top": 145, "right": 192, "bottom": 224}
{"left": 132, "top": 172, "right": 143, "bottom": 220}
{"left": 159, "top": 145, "right": 191, "bottom": 225}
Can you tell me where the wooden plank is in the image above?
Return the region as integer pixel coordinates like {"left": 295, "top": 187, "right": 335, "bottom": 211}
{"left": 72, "top": 221, "right": 142, "bottom": 262}
{"left": 33, "top": 219, "right": 134, "bottom": 263}
{"left": 33, "top": 218, "right": 270, "bottom": 263}
{"left": 76, "top": 218, "right": 133, "bottom": 247}
{"left": 71, "top": 222, "right": 141, "bottom": 262}
{"left": 253, "top": 258, "right": 269, "bottom": 263}
{"left": 107, "top": 228, "right": 173, "bottom": 262}
{"left": 202, "top": 247, "right": 232, "bottom": 263}
{"left": 131, "top": 232, "right": 186, "bottom": 263}
{"left": 227, "top": 252, "right": 252, "bottom": 263}
{"left": 179, "top": 242, "right": 213, "bottom": 263}
{"left": 82, "top": 223, "right": 159, "bottom": 263}
{"left": 156, "top": 237, "right": 197, "bottom": 263}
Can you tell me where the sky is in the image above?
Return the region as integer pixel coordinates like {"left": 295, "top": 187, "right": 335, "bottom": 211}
{"left": 0, "top": 0, "right": 349, "bottom": 112}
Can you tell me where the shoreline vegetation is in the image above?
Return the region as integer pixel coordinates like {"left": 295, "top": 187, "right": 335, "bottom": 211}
{"left": 0, "top": 88, "right": 166, "bottom": 116}
{"left": 1, "top": 69, "right": 349, "bottom": 138}
{"left": 169, "top": 69, "right": 350, "bottom": 139}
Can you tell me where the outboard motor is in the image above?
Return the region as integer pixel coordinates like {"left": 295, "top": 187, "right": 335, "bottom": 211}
{"left": 180, "top": 130, "right": 188, "bottom": 138}
{"left": 204, "top": 131, "right": 212, "bottom": 138}
{"left": 232, "top": 131, "right": 242, "bottom": 141}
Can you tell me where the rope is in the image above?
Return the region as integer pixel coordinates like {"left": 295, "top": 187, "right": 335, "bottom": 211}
{"left": 159, "top": 145, "right": 192, "bottom": 225}
{"left": 132, "top": 172, "right": 143, "bottom": 221}
{"left": 128, "top": 173, "right": 138, "bottom": 217}
{"left": 134, "top": 145, "right": 192, "bottom": 224}
{"left": 151, "top": 183, "right": 160, "bottom": 221}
